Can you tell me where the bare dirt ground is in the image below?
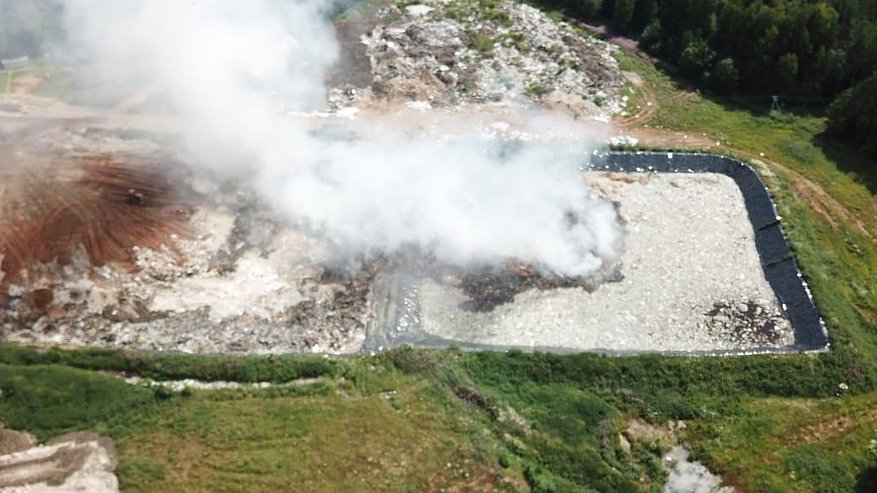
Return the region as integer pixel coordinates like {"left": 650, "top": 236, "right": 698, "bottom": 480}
{"left": 0, "top": 430, "right": 36, "bottom": 456}
{"left": 577, "top": 21, "right": 659, "bottom": 65}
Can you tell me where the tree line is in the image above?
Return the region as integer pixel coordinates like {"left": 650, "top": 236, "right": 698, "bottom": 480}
{"left": 546, "top": 0, "right": 877, "bottom": 160}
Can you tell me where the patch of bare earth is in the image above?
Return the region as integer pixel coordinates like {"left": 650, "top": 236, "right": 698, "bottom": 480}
{"left": 792, "top": 407, "right": 877, "bottom": 445}
{"left": 0, "top": 144, "right": 192, "bottom": 303}
{"left": 614, "top": 71, "right": 657, "bottom": 127}
{"left": 11, "top": 74, "right": 42, "bottom": 95}
{"left": 0, "top": 430, "right": 36, "bottom": 456}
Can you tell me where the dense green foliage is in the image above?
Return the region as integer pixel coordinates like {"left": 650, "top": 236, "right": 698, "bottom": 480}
{"left": 540, "top": 0, "right": 877, "bottom": 166}
{"left": 0, "top": 344, "right": 343, "bottom": 382}
{"left": 547, "top": 0, "right": 877, "bottom": 98}
{"left": 826, "top": 70, "right": 877, "bottom": 160}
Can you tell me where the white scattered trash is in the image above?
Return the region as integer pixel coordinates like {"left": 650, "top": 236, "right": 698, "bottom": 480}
{"left": 664, "top": 446, "right": 736, "bottom": 493}
{"left": 610, "top": 135, "right": 640, "bottom": 146}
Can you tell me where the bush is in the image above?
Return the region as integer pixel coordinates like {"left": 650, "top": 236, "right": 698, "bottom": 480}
{"left": 524, "top": 464, "right": 558, "bottom": 493}
{"left": 0, "top": 364, "right": 155, "bottom": 439}
{"left": 0, "top": 344, "right": 344, "bottom": 383}
{"left": 826, "top": 70, "right": 877, "bottom": 161}
{"left": 711, "top": 58, "right": 738, "bottom": 93}
{"left": 679, "top": 38, "right": 715, "bottom": 82}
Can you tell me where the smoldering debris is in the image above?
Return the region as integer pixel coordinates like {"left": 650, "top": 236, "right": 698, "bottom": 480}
{"left": 426, "top": 258, "right": 624, "bottom": 313}
{"left": 0, "top": 126, "right": 364, "bottom": 353}
{"left": 383, "top": 173, "right": 795, "bottom": 353}
{"left": 0, "top": 1, "right": 799, "bottom": 356}
{"left": 60, "top": 0, "right": 626, "bottom": 280}
{"left": 0, "top": 131, "right": 795, "bottom": 355}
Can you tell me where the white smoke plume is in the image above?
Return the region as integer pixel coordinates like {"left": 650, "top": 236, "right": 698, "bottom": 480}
{"left": 62, "top": 0, "right": 623, "bottom": 276}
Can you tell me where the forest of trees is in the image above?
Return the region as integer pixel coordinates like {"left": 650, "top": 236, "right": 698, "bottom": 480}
{"left": 547, "top": 0, "right": 877, "bottom": 160}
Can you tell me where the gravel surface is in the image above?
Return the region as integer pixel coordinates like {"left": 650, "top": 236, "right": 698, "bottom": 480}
{"left": 407, "top": 172, "right": 794, "bottom": 352}
{"left": 332, "top": 0, "right": 624, "bottom": 118}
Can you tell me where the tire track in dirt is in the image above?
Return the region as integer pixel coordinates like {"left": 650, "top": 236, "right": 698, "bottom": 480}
{"left": 614, "top": 71, "right": 657, "bottom": 127}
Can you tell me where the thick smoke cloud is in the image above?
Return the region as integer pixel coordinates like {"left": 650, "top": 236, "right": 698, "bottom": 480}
{"left": 62, "top": 0, "right": 623, "bottom": 276}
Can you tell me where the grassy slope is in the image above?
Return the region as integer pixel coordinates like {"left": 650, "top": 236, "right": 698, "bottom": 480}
{"left": 607, "top": 52, "right": 877, "bottom": 492}
{"left": 113, "top": 379, "right": 497, "bottom": 492}
{"left": 0, "top": 357, "right": 523, "bottom": 492}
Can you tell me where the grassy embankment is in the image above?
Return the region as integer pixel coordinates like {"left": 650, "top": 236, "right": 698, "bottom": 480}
{"left": 3, "top": 4, "right": 877, "bottom": 491}
{"left": 605, "top": 51, "right": 877, "bottom": 492}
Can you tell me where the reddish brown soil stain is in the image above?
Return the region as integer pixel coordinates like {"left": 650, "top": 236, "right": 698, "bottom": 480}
{"left": 0, "top": 155, "right": 192, "bottom": 298}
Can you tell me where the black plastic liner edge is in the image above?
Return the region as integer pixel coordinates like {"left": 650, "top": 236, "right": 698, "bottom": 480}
{"left": 362, "top": 151, "right": 830, "bottom": 357}
{"left": 589, "top": 150, "right": 829, "bottom": 354}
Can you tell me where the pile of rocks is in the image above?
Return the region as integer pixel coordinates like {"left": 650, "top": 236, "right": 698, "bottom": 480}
{"left": 0, "top": 430, "right": 118, "bottom": 493}
{"left": 703, "top": 300, "right": 792, "bottom": 346}
{"left": 337, "top": 0, "right": 624, "bottom": 117}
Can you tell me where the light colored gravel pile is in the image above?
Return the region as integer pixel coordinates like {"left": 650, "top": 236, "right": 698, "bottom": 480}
{"left": 335, "top": 0, "right": 624, "bottom": 117}
{"left": 413, "top": 172, "right": 793, "bottom": 352}
{"left": 0, "top": 432, "right": 118, "bottom": 493}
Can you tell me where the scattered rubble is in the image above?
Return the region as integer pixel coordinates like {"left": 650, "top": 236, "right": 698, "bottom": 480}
{"left": 0, "top": 431, "right": 118, "bottom": 493}
{"left": 704, "top": 300, "right": 789, "bottom": 346}
{"left": 610, "top": 135, "right": 640, "bottom": 147}
{"left": 332, "top": 0, "right": 624, "bottom": 118}
{"left": 0, "top": 129, "right": 795, "bottom": 354}
{"left": 0, "top": 1, "right": 797, "bottom": 356}
{"left": 0, "top": 128, "right": 373, "bottom": 354}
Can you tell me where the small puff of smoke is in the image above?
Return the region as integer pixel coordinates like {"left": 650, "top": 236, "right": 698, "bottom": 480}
{"left": 63, "top": 0, "right": 623, "bottom": 277}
